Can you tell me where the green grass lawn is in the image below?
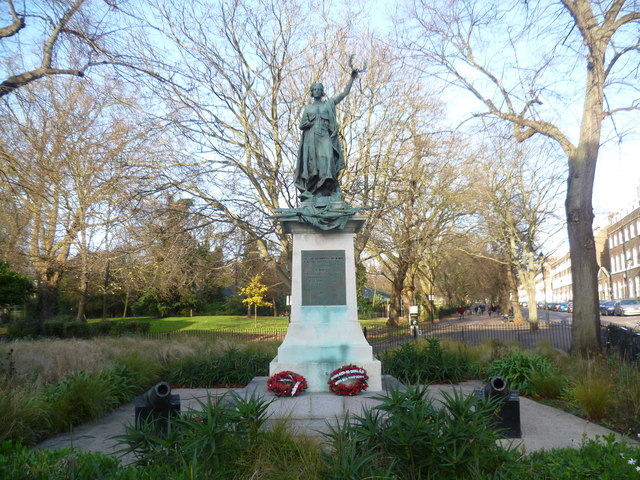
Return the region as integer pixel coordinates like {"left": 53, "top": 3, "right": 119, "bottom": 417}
{"left": 90, "top": 315, "right": 389, "bottom": 333}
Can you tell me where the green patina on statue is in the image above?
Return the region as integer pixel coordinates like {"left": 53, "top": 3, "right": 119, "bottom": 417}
{"left": 273, "top": 56, "right": 370, "bottom": 230}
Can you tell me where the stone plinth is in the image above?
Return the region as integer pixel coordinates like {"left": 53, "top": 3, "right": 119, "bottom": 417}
{"left": 269, "top": 217, "right": 382, "bottom": 392}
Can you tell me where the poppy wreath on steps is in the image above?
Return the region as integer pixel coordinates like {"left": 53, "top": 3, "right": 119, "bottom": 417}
{"left": 328, "top": 365, "right": 368, "bottom": 396}
{"left": 267, "top": 371, "right": 308, "bottom": 397}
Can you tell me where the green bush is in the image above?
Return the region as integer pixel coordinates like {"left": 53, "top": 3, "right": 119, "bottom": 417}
{"left": 527, "top": 434, "right": 640, "bottom": 479}
{"left": 92, "top": 321, "right": 113, "bottom": 336}
{"left": 487, "top": 352, "right": 554, "bottom": 395}
{"left": 322, "top": 384, "right": 524, "bottom": 479}
{"left": 0, "top": 385, "right": 50, "bottom": 445}
{"left": 380, "top": 338, "right": 479, "bottom": 384}
{"left": 0, "top": 441, "right": 179, "bottom": 480}
{"left": 109, "top": 321, "right": 151, "bottom": 336}
{"left": 41, "top": 321, "right": 66, "bottom": 338}
{"left": 43, "top": 368, "right": 136, "bottom": 435}
{"left": 570, "top": 375, "right": 613, "bottom": 422}
{"left": 529, "top": 369, "right": 567, "bottom": 398}
{"left": 6, "top": 320, "right": 41, "bottom": 339}
{"left": 113, "top": 353, "right": 165, "bottom": 391}
{"left": 63, "top": 322, "right": 93, "bottom": 338}
{"left": 170, "top": 347, "right": 271, "bottom": 387}
{"left": 117, "top": 392, "right": 271, "bottom": 478}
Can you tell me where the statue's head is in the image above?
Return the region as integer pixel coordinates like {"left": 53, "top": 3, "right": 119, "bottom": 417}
{"left": 310, "top": 82, "right": 325, "bottom": 98}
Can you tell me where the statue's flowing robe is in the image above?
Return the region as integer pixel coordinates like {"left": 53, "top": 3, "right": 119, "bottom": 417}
{"left": 294, "top": 97, "right": 345, "bottom": 196}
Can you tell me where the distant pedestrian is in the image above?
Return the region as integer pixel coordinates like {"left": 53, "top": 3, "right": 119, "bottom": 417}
{"left": 458, "top": 306, "right": 465, "bottom": 320}
{"left": 488, "top": 305, "right": 493, "bottom": 318}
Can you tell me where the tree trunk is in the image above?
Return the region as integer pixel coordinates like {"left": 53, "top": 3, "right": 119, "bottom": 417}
{"left": 35, "top": 275, "right": 60, "bottom": 320}
{"left": 526, "top": 283, "right": 538, "bottom": 331}
{"left": 77, "top": 231, "right": 89, "bottom": 322}
{"left": 507, "top": 266, "right": 525, "bottom": 323}
{"left": 388, "top": 262, "right": 409, "bottom": 326}
{"left": 101, "top": 260, "right": 110, "bottom": 320}
{"left": 567, "top": 43, "right": 605, "bottom": 355}
{"left": 76, "top": 265, "right": 88, "bottom": 322}
{"left": 122, "top": 288, "right": 129, "bottom": 318}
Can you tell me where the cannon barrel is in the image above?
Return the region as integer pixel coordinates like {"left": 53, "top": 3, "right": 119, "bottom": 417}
{"left": 484, "top": 376, "right": 508, "bottom": 398}
{"left": 143, "top": 381, "right": 172, "bottom": 409}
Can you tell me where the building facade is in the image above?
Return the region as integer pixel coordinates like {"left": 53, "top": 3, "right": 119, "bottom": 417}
{"left": 517, "top": 196, "right": 640, "bottom": 305}
{"left": 607, "top": 203, "right": 640, "bottom": 300}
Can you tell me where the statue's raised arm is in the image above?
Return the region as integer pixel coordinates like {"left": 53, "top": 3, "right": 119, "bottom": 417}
{"left": 333, "top": 55, "right": 367, "bottom": 105}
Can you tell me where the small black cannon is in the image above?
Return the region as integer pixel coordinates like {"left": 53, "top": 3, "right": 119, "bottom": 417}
{"left": 474, "top": 376, "right": 521, "bottom": 438}
{"left": 134, "top": 381, "right": 181, "bottom": 431}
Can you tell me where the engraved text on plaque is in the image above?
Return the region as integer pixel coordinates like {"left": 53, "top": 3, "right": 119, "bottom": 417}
{"left": 301, "top": 250, "right": 346, "bottom": 305}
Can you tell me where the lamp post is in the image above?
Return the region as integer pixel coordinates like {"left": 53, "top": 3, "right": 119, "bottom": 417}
{"left": 538, "top": 253, "right": 550, "bottom": 323}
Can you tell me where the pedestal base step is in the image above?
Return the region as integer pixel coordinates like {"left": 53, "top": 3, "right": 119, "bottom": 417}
{"left": 238, "top": 375, "right": 405, "bottom": 435}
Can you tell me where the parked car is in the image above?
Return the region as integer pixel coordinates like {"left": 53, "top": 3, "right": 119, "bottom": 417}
{"left": 600, "top": 300, "right": 616, "bottom": 316}
{"left": 567, "top": 302, "right": 573, "bottom": 313}
{"left": 614, "top": 299, "right": 640, "bottom": 316}
{"left": 557, "top": 302, "right": 569, "bottom": 312}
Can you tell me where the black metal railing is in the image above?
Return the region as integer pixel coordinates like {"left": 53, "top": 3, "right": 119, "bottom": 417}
{"left": 363, "top": 321, "right": 575, "bottom": 354}
{"left": 142, "top": 328, "right": 287, "bottom": 343}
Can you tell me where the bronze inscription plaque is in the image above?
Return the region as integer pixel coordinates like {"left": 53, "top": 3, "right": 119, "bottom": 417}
{"left": 301, "top": 250, "right": 346, "bottom": 306}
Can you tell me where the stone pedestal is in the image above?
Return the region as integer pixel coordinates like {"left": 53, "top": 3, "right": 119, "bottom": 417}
{"left": 269, "top": 217, "right": 382, "bottom": 392}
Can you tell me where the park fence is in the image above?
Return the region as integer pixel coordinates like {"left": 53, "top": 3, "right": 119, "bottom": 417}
{"left": 142, "top": 328, "right": 287, "bottom": 343}
{"left": 363, "top": 321, "right": 577, "bottom": 354}
{"left": 138, "top": 321, "right": 638, "bottom": 361}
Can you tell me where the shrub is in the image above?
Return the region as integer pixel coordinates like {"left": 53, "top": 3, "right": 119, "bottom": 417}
{"left": 527, "top": 434, "right": 640, "bottom": 479}
{"left": 529, "top": 369, "right": 567, "bottom": 399}
{"left": 380, "top": 338, "right": 479, "bottom": 384}
{"left": 0, "top": 384, "right": 50, "bottom": 445}
{"left": 63, "top": 322, "right": 93, "bottom": 338}
{"left": 487, "top": 352, "right": 554, "bottom": 395}
{"left": 6, "top": 320, "right": 41, "bottom": 339}
{"left": 611, "top": 362, "right": 640, "bottom": 434}
{"left": 44, "top": 368, "right": 136, "bottom": 433}
{"left": 570, "top": 375, "right": 613, "bottom": 422}
{"left": 92, "top": 321, "right": 113, "bottom": 336}
{"left": 41, "top": 321, "right": 66, "bottom": 338}
{"left": 322, "top": 384, "right": 524, "bottom": 479}
{"left": 0, "top": 441, "right": 179, "bottom": 480}
{"left": 116, "top": 392, "right": 272, "bottom": 478}
{"left": 113, "top": 352, "right": 165, "bottom": 391}
{"left": 109, "top": 321, "right": 151, "bottom": 336}
{"left": 170, "top": 347, "right": 271, "bottom": 387}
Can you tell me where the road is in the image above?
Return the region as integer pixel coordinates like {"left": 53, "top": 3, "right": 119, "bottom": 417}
{"left": 526, "top": 308, "right": 640, "bottom": 330}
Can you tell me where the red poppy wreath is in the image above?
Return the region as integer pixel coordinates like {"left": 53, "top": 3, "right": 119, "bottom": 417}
{"left": 328, "top": 364, "right": 368, "bottom": 396}
{"left": 267, "top": 371, "right": 308, "bottom": 397}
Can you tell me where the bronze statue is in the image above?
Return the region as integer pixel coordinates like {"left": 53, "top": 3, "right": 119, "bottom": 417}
{"left": 273, "top": 56, "right": 368, "bottom": 230}
{"left": 294, "top": 57, "right": 365, "bottom": 203}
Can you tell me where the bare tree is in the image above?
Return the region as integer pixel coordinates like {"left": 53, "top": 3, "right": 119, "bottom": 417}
{"left": 0, "top": 76, "right": 167, "bottom": 320}
{"left": 402, "top": 0, "right": 640, "bottom": 353}
{"left": 124, "top": 0, "right": 346, "bottom": 288}
{"left": 367, "top": 132, "right": 473, "bottom": 325}
{"left": 475, "top": 137, "right": 565, "bottom": 328}
{"left": 0, "top": 0, "right": 124, "bottom": 97}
